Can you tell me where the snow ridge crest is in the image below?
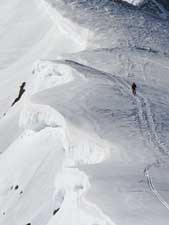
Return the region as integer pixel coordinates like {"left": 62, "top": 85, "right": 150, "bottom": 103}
{"left": 17, "top": 58, "right": 115, "bottom": 225}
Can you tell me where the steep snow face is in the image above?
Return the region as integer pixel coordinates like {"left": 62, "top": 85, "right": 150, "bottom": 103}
{"left": 0, "top": 128, "right": 65, "bottom": 225}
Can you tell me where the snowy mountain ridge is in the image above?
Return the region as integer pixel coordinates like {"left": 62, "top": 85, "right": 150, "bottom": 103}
{"left": 1, "top": 0, "right": 169, "bottom": 225}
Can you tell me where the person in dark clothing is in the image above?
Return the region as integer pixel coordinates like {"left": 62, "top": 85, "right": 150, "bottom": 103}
{"left": 11, "top": 82, "right": 26, "bottom": 106}
{"left": 131, "top": 82, "right": 137, "bottom": 95}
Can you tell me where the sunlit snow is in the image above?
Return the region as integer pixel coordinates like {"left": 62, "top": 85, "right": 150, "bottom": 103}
{"left": 0, "top": 0, "right": 169, "bottom": 225}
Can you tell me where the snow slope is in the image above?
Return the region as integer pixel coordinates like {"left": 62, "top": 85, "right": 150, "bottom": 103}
{"left": 1, "top": 0, "right": 169, "bottom": 225}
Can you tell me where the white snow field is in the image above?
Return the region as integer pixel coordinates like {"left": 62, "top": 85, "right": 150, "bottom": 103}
{"left": 1, "top": 0, "right": 169, "bottom": 225}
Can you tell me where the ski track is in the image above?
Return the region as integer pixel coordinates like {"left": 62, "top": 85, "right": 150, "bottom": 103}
{"left": 138, "top": 95, "right": 169, "bottom": 211}
{"left": 145, "top": 168, "right": 169, "bottom": 211}
{"left": 115, "top": 64, "right": 169, "bottom": 211}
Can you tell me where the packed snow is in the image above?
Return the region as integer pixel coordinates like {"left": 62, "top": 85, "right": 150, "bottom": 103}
{"left": 0, "top": 0, "right": 169, "bottom": 225}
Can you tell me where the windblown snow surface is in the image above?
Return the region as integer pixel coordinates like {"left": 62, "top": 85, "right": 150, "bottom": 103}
{"left": 1, "top": 0, "right": 169, "bottom": 225}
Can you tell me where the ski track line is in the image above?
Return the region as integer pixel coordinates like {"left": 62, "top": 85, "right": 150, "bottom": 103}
{"left": 145, "top": 168, "right": 169, "bottom": 210}
{"left": 134, "top": 84, "right": 169, "bottom": 210}
{"left": 121, "top": 76, "right": 169, "bottom": 211}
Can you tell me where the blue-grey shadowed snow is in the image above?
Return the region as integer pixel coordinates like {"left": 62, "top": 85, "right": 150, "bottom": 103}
{"left": 157, "top": 0, "right": 169, "bottom": 10}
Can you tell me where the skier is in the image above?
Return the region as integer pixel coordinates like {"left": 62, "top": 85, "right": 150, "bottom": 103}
{"left": 131, "top": 82, "right": 137, "bottom": 96}
{"left": 11, "top": 82, "right": 26, "bottom": 106}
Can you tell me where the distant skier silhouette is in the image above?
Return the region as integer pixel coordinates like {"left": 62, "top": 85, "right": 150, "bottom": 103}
{"left": 131, "top": 82, "right": 137, "bottom": 96}
{"left": 11, "top": 82, "right": 26, "bottom": 106}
